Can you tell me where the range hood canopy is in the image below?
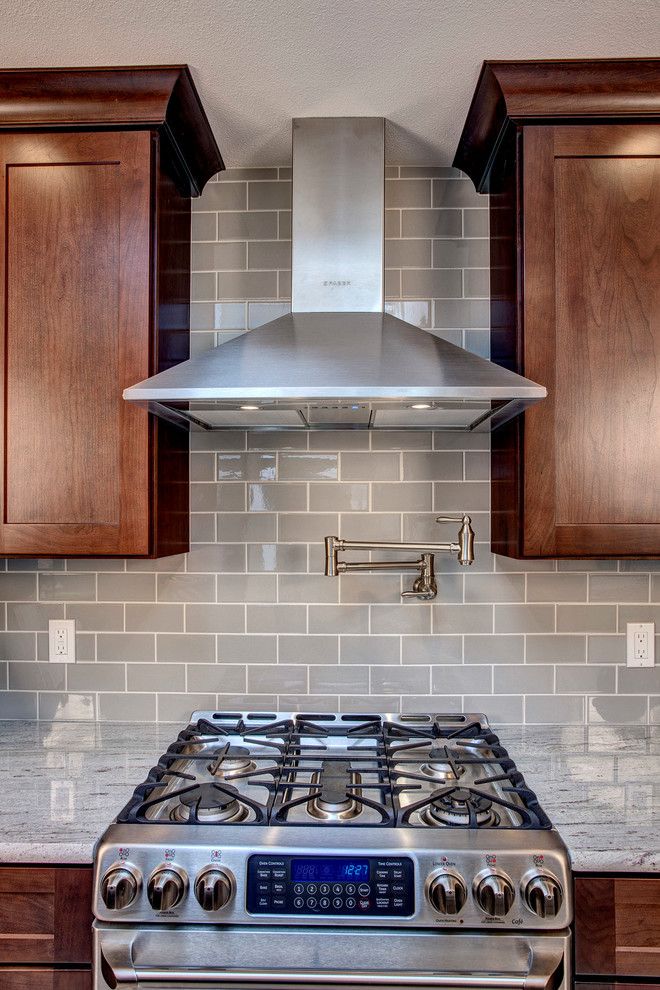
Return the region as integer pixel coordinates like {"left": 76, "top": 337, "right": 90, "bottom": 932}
{"left": 124, "top": 117, "right": 546, "bottom": 432}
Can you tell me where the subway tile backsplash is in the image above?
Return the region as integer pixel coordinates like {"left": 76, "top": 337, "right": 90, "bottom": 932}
{"left": 0, "top": 166, "right": 658, "bottom": 724}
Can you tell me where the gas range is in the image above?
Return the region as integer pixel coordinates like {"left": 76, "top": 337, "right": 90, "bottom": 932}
{"left": 93, "top": 711, "right": 572, "bottom": 989}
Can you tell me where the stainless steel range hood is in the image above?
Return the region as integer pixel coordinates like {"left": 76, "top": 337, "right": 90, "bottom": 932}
{"left": 124, "top": 117, "right": 546, "bottom": 432}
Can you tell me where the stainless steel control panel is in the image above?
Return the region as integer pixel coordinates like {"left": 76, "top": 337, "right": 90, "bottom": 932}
{"left": 94, "top": 823, "right": 572, "bottom": 930}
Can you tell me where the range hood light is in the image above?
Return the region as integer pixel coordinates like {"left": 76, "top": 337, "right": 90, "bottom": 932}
{"left": 240, "top": 404, "right": 260, "bottom": 410}
{"left": 411, "top": 403, "right": 432, "bottom": 410}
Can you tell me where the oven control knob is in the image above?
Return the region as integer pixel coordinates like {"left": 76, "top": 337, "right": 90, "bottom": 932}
{"left": 475, "top": 874, "right": 515, "bottom": 917}
{"left": 427, "top": 873, "right": 467, "bottom": 915}
{"left": 147, "top": 867, "right": 186, "bottom": 911}
{"left": 525, "top": 875, "right": 563, "bottom": 918}
{"left": 194, "top": 868, "right": 234, "bottom": 911}
{"left": 101, "top": 867, "right": 139, "bottom": 910}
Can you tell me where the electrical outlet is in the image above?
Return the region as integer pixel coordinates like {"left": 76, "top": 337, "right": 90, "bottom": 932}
{"left": 626, "top": 622, "right": 655, "bottom": 668}
{"left": 48, "top": 619, "right": 76, "bottom": 663}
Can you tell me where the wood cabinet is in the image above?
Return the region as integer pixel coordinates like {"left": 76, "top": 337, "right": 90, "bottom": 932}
{"left": 575, "top": 875, "right": 660, "bottom": 980}
{"left": 0, "top": 865, "right": 93, "bottom": 989}
{"left": 0, "top": 67, "right": 222, "bottom": 557}
{"left": 454, "top": 60, "right": 660, "bottom": 558}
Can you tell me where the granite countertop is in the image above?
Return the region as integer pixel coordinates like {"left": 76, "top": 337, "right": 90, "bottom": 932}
{"left": 0, "top": 720, "right": 657, "bottom": 872}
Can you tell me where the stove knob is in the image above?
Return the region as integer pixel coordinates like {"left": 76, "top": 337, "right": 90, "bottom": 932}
{"left": 475, "top": 874, "right": 515, "bottom": 917}
{"left": 101, "top": 867, "right": 139, "bottom": 910}
{"left": 427, "top": 873, "right": 467, "bottom": 915}
{"left": 147, "top": 867, "right": 186, "bottom": 911}
{"left": 525, "top": 875, "right": 563, "bottom": 918}
{"left": 194, "top": 868, "right": 234, "bottom": 911}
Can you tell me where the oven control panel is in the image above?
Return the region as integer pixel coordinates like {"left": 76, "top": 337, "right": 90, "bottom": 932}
{"left": 247, "top": 854, "right": 415, "bottom": 917}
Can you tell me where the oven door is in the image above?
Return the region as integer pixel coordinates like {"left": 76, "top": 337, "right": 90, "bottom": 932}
{"left": 94, "top": 924, "right": 571, "bottom": 990}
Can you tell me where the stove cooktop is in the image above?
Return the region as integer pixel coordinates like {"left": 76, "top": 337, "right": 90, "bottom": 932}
{"left": 117, "top": 711, "right": 552, "bottom": 831}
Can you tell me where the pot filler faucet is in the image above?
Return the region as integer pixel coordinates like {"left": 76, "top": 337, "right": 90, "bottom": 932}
{"left": 324, "top": 514, "right": 475, "bottom": 601}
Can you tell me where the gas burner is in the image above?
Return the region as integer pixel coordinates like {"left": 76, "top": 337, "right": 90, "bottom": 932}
{"left": 115, "top": 712, "right": 553, "bottom": 831}
{"left": 419, "top": 746, "right": 466, "bottom": 782}
{"left": 207, "top": 744, "right": 256, "bottom": 778}
{"left": 307, "top": 761, "right": 362, "bottom": 822}
{"left": 171, "top": 783, "right": 250, "bottom": 824}
{"left": 421, "top": 788, "right": 499, "bottom": 829}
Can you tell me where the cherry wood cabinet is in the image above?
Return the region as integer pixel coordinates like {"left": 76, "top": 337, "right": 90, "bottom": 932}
{"left": 574, "top": 875, "right": 660, "bottom": 980}
{"left": 454, "top": 60, "right": 660, "bottom": 558}
{"left": 0, "top": 67, "right": 222, "bottom": 557}
{"left": 0, "top": 865, "right": 93, "bottom": 989}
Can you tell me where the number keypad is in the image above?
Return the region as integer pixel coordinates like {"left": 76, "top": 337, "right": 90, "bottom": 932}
{"left": 247, "top": 856, "right": 414, "bottom": 917}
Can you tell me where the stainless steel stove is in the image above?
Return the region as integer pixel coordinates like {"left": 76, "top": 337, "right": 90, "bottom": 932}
{"left": 93, "top": 711, "right": 572, "bottom": 989}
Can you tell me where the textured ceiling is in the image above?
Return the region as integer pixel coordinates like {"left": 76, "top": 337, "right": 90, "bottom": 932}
{"left": 1, "top": 0, "right": 658, "bottom": 166}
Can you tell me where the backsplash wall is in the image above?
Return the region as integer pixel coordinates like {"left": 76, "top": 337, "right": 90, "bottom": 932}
{"left": 0, "top": 166, "right": 658, "bottom": 724}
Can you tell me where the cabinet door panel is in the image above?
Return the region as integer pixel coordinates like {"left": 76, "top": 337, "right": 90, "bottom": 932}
{"left": 0, "top": 863, "right": 92, "bottom": 966}
{"left": 575, "top": 876, "right": 660, "bottom": 978}
{"left": 522, "top": 125, "right": 660, "bottom": 556}
{"left": 0, "top": 131, "right": 152, "bottom": 555}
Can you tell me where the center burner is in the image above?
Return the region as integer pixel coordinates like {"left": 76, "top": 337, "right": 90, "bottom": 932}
{"left": 116, "top": 711, "right": 552, "bottom": 831}
{"left": 307, "top": 760, "right": 362, "bottom": 822}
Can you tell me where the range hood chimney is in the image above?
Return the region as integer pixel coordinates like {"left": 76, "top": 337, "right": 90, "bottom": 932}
{"left": 124, "top": 117, "right": 546, "bottom": 432}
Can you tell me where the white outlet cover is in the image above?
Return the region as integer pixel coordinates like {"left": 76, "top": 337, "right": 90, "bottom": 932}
{"left": 626, "top": 622, "right": 655, "bottom": 668}
{"left": 48, "top": 619, "right": 76, "bottom": 664}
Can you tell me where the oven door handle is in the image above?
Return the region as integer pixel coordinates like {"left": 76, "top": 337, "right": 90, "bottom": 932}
{"left": 100, "top": 934, "right": 564, "bottom": 990}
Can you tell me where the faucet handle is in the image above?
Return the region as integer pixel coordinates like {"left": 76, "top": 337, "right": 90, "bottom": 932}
{"left": 435, "top": 513, "right": 475, "bottom": 566}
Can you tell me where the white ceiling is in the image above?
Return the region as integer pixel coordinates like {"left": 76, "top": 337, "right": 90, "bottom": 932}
{"left": 1, "top": 0, "right": 659, "bottom": 166}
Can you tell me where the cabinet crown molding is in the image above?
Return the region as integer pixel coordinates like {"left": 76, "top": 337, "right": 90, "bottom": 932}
{"left": 454, "top": 58, "right": 660, "bottom": 191}
{"left": 0, "top": 65, "right": 224, "bottom": 195}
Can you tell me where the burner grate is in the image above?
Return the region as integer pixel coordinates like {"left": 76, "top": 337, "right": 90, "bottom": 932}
{"left": 115, "top": 711, "right": 553, "bottom": 831}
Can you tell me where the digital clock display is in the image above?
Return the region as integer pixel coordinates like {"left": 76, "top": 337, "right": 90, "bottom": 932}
{"left": 291, "top": 858, "right": 370, "bottom": 883}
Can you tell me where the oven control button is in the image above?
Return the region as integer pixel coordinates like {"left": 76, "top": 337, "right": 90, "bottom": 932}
{"left": 332, "top": 884, "right": 343, "bottom": 895}
{"left": 475, "top": 874, "right": 515, "bottom": 917}
{"left": 294, "top": 896, "right": 304, "bottom": 908}
{"left": 427, "top": 873, "right": 467, "bottom": 915}
{"left": 333, "top": 897, "right": 343, "bottom": 909}
{"left": 345, "top": 897, "right": 356, "bottom": 909}
{"left": 147, "top": 867, "right": 187, "bottom": 912}
{"left": 194, "top": 868, "right": 234, "bottom": 912}
{"left": 294, "top": 883, "right": 304, "bottom": 894}
{"left": 320, "top": 896, "right": 330, "bottom": 909}
{"left": 525, "top": 875, "right": 563, "bottom": 918}
{"left": 345, "top": 884, "right": 356, "bottom": 895}
{"left": 307, "top": 883, "right": 318, "bottom": 895}
{"left": 101, "top": 866, "right": 140, "bottom": 910}
{"left": 306, "top": 896, "right": 318, "bottom": 909}
{"left": 319, "top": 884, "right": 330, "bottom": 895}
{"left": 358, "top": 883, "right": 370, "bottom": 896}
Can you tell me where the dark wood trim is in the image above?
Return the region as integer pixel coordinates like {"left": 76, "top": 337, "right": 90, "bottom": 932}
{"left": 575, "top": 876, "right": 617, "bottom": 975}
{"left": 574, "top": 984, "right": 660, "bottom": 990}
{"left": 0, "top": 66, "right": 223, "bottom": 195}
{"left": 454, "top": 58, "right": 660, "bottom": 190}
{"left": 0, "top": 970, "right": 91, "bottom": 990}
{"left": 150, "top": 137, "right": 190, "bottom": 557}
